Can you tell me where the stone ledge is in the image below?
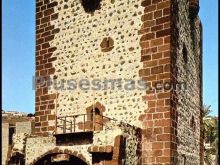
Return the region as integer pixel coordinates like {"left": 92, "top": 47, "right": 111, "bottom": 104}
{"left": 88, "top": 145, "right": 113, "bottom": 153}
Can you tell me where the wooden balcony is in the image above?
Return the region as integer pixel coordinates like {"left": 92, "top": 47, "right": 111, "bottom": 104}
{"left": 53, "top": 113, "right": 118, "bottom": 146}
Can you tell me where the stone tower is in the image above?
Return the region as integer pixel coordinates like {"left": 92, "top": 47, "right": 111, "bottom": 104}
{"left": 8, "top": 0, "right": 204, "bottom": 164}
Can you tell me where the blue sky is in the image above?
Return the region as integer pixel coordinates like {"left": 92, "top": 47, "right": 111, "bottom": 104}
{"left": 2, "top": 0, "right": 218, "bottom": 115}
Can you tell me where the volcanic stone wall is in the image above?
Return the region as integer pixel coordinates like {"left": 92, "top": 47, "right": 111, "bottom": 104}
{"left": 171, "top": 0, "right": 203, "bottom": 164}
{"left": 48, "top": 0, "right": 147, "bottom": 128}
{"left": 36, "top": 0, "right": 149, "bottom": 134}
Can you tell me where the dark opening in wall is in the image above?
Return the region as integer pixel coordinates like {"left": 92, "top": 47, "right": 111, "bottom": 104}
{"left": 9, "top": 125, "right": 15, "bottom": 145}
{"left": 80, "top": 0, "right": 102, "bottom": 13}
{"left": 90, "top": 108, "right": 100, "bottom": 120}
{"left": 94, "top": 108, "right": 101, "bottom": 115}
{"left": 190, "top": 116, "right": 196, "bottom": 131}
{"left": 91, "top": 108, "right": 103, "bottom": 131}
{"left": 91, "top": 108, "right": 101, "bottom": 120}
{"left": 183, "top": 44, "right": 188, "bottom": 64}
{"left": 8, "top": 153, "right": 25, "bottom": 165}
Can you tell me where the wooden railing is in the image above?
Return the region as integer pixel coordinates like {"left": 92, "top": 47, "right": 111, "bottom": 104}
{"left": 55, "top": 113, "right": 117, "bottom": 134}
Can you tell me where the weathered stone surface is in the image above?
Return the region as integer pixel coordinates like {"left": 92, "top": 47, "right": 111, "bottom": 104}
{"left": 172, "top": 0, "right": 203, "bottom": 164}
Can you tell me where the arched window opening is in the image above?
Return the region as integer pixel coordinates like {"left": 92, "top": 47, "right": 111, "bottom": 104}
{"left": 94, "top": 108, "right": 101, "bottom": 115}
{"left": 90, "top": 108, "right": 101, "bottom": 120}
{"left": 85, "top": 102, "right": 105, "bottom": 131}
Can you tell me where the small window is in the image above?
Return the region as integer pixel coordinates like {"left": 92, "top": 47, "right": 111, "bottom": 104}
{"left": 94, "top": 108, "right": 101, "bottom": 115}
{"left": 91, "top": 108, "right": 101, "bottom": 119}
{"left": 183, "top": 44, "right": 188, "bottom": 64}
{"left": 9, "top": 125, "right": 15, "bottom": 145}
{"left": 80, "top": 0, "right": 102, "bottom": 13}
{"left": 190, "top": 116, "right": 196, "bottom": 131}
